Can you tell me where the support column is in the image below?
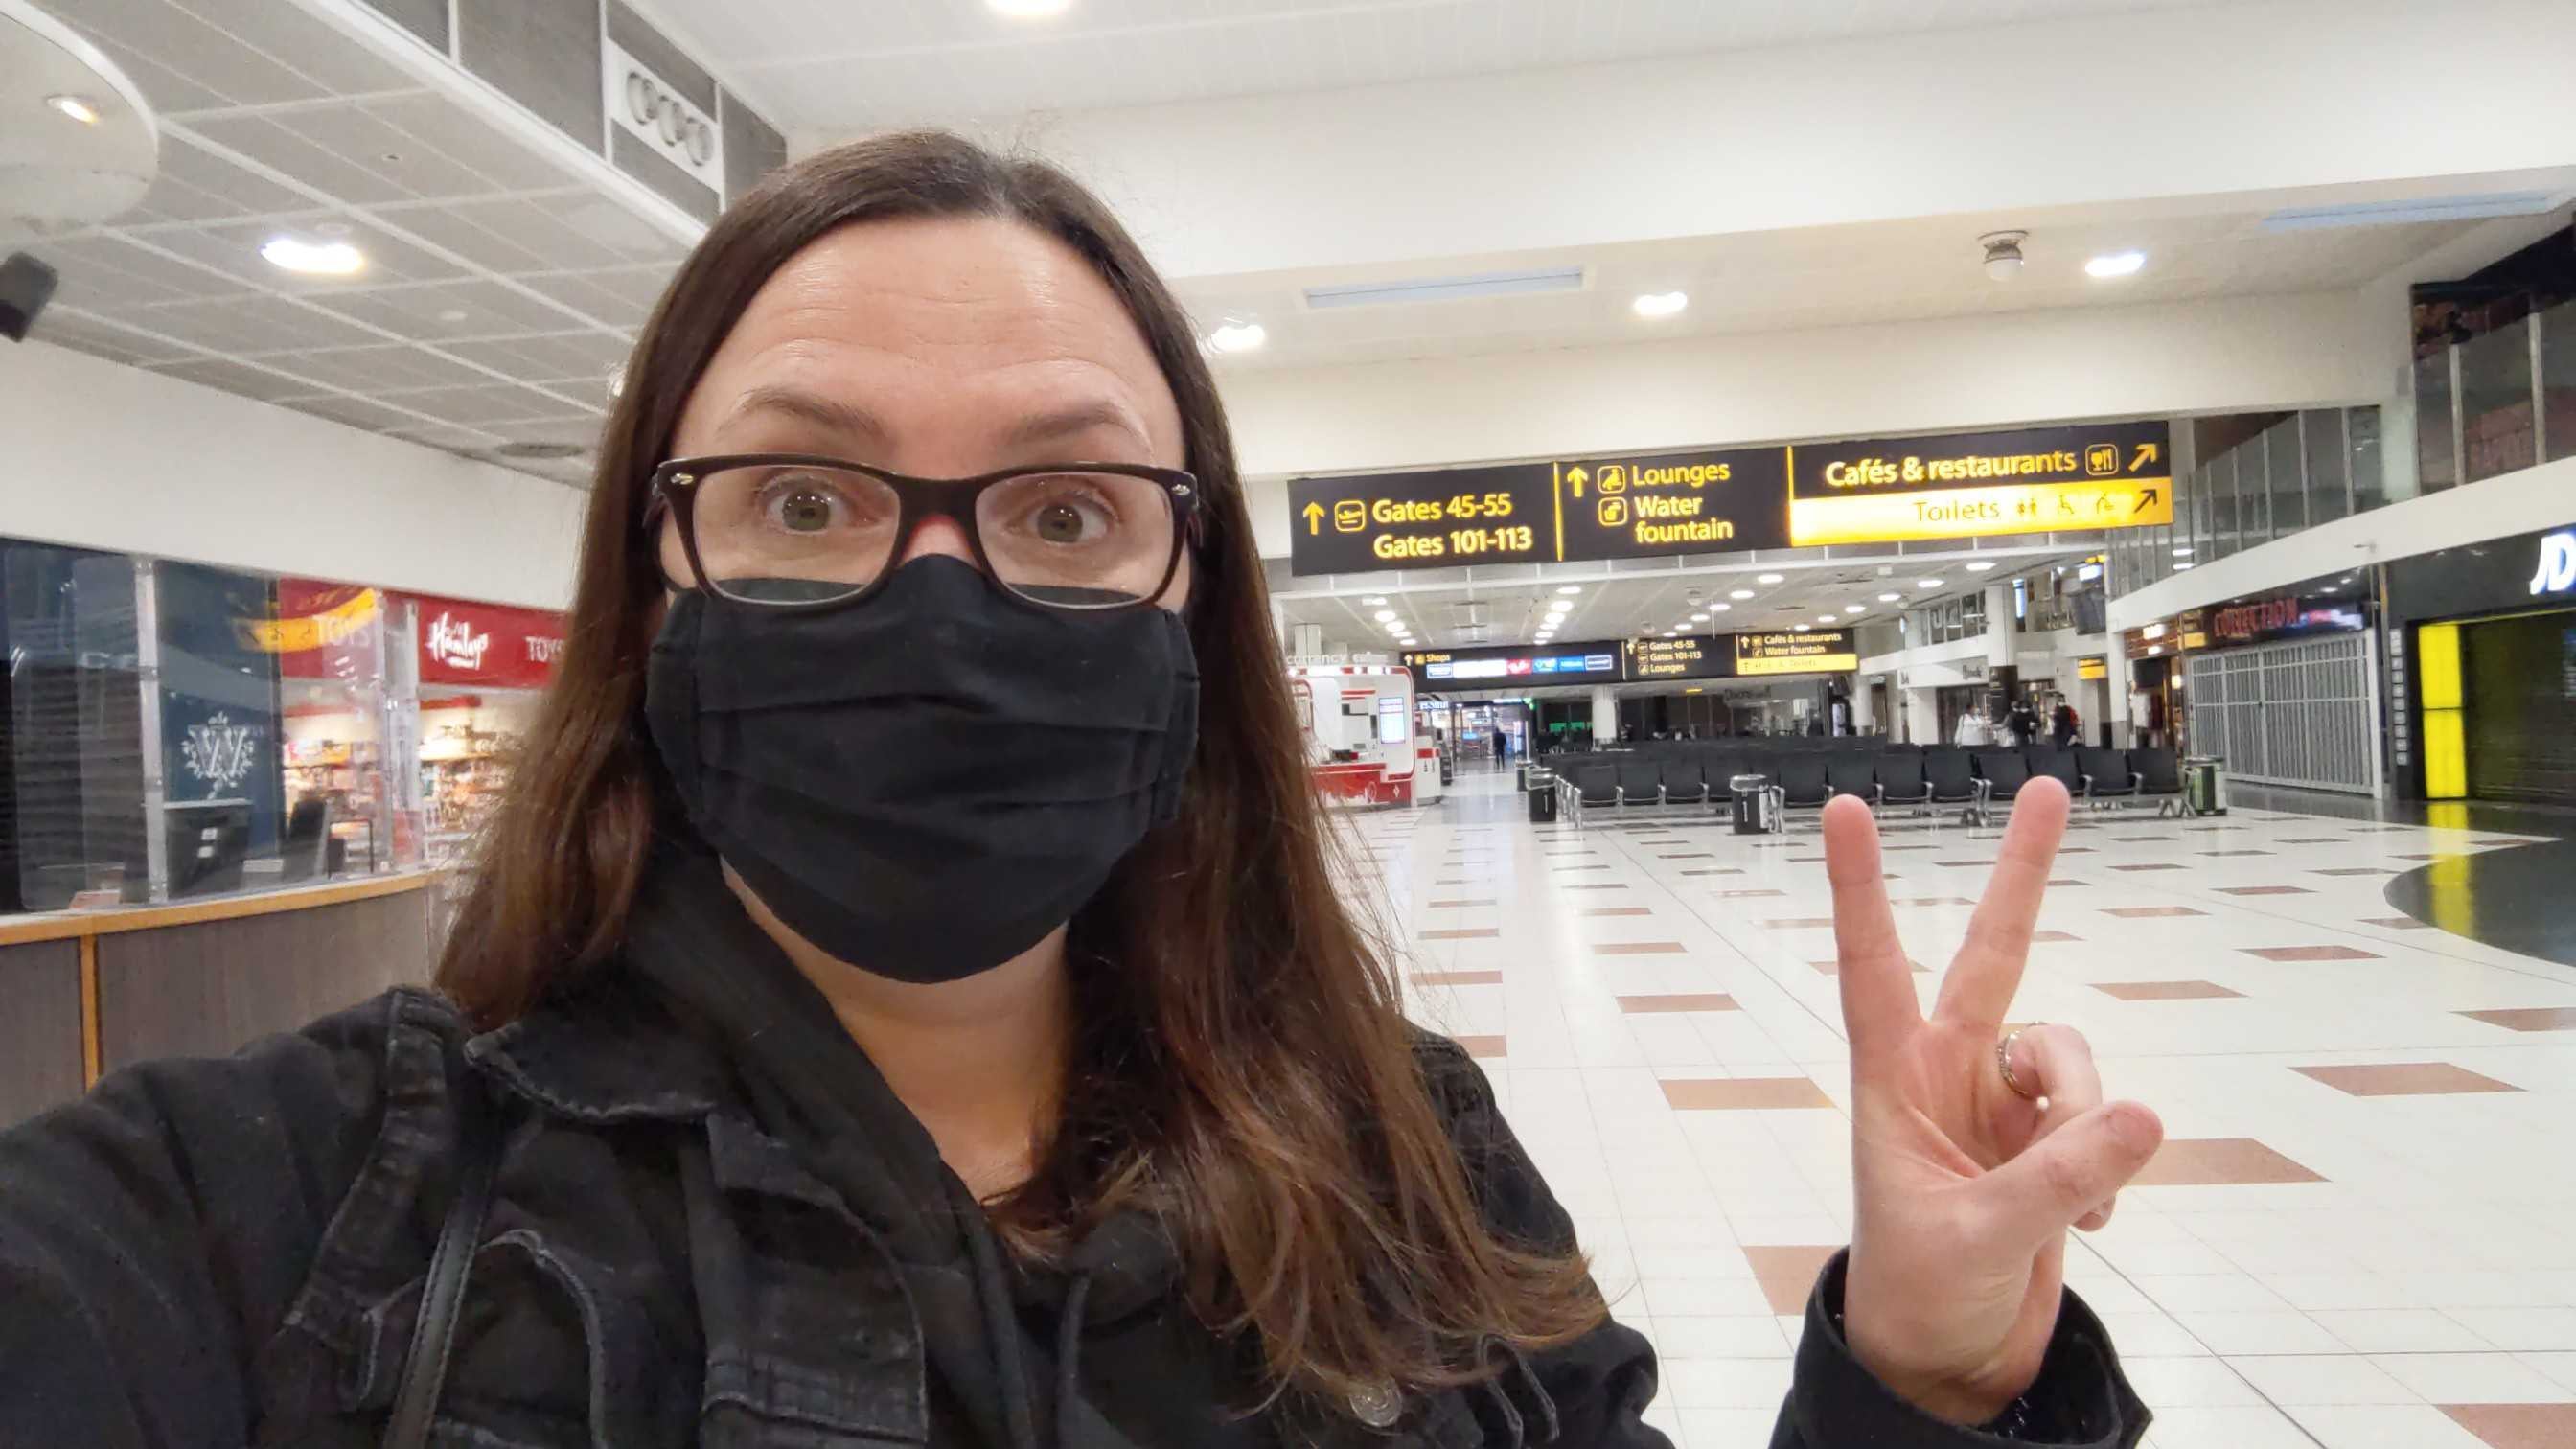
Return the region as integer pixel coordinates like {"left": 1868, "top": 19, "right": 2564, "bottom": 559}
{"left": 1591, "top": 684, "right": 1619, "bottom": 748}
{"left": 1983, "top": 583, "right": 2018, "bottom": 717}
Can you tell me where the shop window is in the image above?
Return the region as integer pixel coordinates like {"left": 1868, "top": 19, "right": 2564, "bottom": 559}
{"left": 2300, "top": 410, "right": 2349, "bottom": 525}
{"left": 2348, "top": 408, "right": 2386, "bottom": 513}
{"left": 154, "top": 563, "right": 288, "bottom": 895}
{"left": 2458, "top": 315, "right": 2537, "bottom": 483}
{"left": 2266, "top": 418, "right": 2306, "bottom": 539}
{"left": 1, "top": 542, "right": 146, "bottom": 911}
{"left": 274, "top": 582, "right": 398, "bottom": 877}
{"left": 2414, "top": 352, "right": 2458, "bottom": 494}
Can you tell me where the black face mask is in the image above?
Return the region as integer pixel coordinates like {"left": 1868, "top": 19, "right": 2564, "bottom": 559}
{"left": 645, "top": 557, "right": 1199, "bottom": 983}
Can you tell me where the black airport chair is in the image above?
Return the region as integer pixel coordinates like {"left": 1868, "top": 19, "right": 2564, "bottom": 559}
{"left": 1875, "top": 752, "right": 1932, "bottom": 813}
{"left": 1564, "top": 763, "right": 1620, "bottom": 827}
{"left": 2076, "top": 747, "right": 2141, "bottom": 808}
{"left": 2025, "top": 746, "right": 2083, "bottom": 797}
{"left": 1923, "top": 748, "right": 1988, "bottom": 823}
{"left": 1973, "top": 750, "right": 2034, "bottom": 827}
{"left": 1662, "top": 757, "right": 1710, "bottom": 807}
{"left": 1825, "top": 755, "right": 1884, "bottom": 813}
{"left": 1615, "top": 759, "right": 1667, "bottom": 810}
{"left": 2129, "top": 748, "right": 2185, "bottom": 816}
{"left": 1768, "top": 756, "right": 1833, "bottom": 826}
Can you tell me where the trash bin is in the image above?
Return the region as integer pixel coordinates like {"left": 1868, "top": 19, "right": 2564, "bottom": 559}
{"left": 1730, "top": 773, "right": 1776, "bottom": 836}
{"left": 2182, "top": 755, "right": 2229, "bottom": 816}
{"left": 1439, "top": 751, "right": 1455, "bottom": 787}
{"left": 1526, "top": 769, "right": 1558, "bottom": 823}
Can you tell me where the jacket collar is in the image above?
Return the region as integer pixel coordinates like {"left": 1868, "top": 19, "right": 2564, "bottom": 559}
{"left": 466, "top": 965, "right": 740, "bottom": 1125}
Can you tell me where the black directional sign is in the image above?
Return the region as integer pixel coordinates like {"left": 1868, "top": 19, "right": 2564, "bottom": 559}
{"left": 1287, "top": 464, "right": 1551, "bottom": 576}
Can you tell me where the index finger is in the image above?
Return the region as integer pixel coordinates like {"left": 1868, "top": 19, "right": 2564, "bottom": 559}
{"left": 1933, "top": 775, "right": 2071, "bottom": 1027}
{"left": 1821, "top": 794, "right": 1920, "bottom": 1066}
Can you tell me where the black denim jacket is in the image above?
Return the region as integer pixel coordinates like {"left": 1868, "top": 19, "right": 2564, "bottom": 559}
{"left": 0, "top": 979, "right": 2146, "bottom": 1447}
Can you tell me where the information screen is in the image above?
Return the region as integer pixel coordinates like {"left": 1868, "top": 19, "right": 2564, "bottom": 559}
{"left": 1288, "top": 463, "right": 1551, "bottom": 575}
{"left": 1401, "top": 641, "right": 1622, "bottom": 683}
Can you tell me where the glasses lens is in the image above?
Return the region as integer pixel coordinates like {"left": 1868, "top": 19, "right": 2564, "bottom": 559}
{"left": 976, "top": 471, "right": 1178, "bottom": 609}
{"left": 689, "top": 464, "right": 899, "bottom": 605}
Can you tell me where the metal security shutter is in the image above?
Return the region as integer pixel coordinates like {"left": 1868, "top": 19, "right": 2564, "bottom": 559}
{"left": 2463, "top": 610, "right": 2576, "bottom": 805}
{"left": 2183, "top": 630, "right": 2380, "bottom": 794}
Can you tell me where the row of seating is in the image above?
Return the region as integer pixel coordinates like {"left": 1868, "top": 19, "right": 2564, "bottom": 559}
{"left": 1552, "top": 746, "right": 2188, "bottom": 828}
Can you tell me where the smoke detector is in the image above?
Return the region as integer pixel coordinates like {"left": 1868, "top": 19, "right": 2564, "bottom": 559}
{"left": 1979, "top": 230, "right": 2027, "bottom": 282}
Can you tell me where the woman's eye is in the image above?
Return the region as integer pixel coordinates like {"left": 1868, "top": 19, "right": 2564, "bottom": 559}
{"left": 759, "top": 476, "right": 853, "bottom": 534}
{"left": 1022, "top": 489, "right": 1116, "bottom": 545}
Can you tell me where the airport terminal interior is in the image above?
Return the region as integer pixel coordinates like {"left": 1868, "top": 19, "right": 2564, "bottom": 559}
{"left": 4, "top": 0, "right": 2575, "bottom": 1445}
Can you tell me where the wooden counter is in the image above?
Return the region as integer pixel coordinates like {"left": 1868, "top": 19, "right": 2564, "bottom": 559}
{"left": 0, "top": 872, "right": 448, "bottom": 1129}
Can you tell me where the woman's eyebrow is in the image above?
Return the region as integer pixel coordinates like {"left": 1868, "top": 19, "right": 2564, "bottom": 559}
{"left": 995, "top": 398, "right": 1153, "bottom": 454}
{"left": 724, "top": 387, "right": 1150, "bottom": 458}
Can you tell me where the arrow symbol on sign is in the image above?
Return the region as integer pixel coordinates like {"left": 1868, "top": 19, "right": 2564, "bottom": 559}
{"left": 2132, "top": 487, "right": 2161, "bottom": 515}
{"left": 1566, "top": 466, "right": 1588, "bottom": 498}
{"left": 2128, "top": 442, "right": 2162, "bottom": 473}
{"left": 1302, "top": 501, "right": 1324, "bottom": 535}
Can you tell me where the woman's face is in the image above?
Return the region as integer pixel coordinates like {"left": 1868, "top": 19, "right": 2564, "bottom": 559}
{"left": 659, "top": 215, "right": 1193, "bottom": 610}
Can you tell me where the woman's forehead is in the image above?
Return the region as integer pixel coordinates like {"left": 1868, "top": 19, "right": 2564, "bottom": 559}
{"left": 675, "top": 216, "right": 1184, "bottom": 463}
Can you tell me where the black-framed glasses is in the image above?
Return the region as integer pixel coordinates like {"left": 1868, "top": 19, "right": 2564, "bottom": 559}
{"left": 648, "top": 453, "right": 1200, "bottom": 612}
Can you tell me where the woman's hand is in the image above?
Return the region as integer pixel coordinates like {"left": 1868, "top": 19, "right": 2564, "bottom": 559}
{"left": 1824, "top": 778, "right": 2164, "bottom": 1425}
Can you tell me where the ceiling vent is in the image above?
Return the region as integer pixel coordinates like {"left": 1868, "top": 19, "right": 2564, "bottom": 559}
{"left": 1303, "top": 266, "right": 1586, "bottom": 310}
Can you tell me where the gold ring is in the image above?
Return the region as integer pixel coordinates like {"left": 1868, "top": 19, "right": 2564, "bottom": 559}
{"left": 1997, "top": 1025, "right": 2043, "bottom": 1101}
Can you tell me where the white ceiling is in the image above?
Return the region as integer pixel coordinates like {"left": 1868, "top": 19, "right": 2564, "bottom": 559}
{"left": 26, "top": 0, "right": 688, "bottom": 484}
{"left": 1273, "top": 547, "right": 2084, "bottom": 655}
{"left": 1178, "top": 199, "right": 2485, "bottom": 371}
{"left": 662, "top": 0, "right": 2221, "bottom": 135}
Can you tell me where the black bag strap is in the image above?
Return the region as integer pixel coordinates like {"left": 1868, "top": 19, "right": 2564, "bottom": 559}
{"left": 384, "top": 1070, "right": 500, "bottom": 1449}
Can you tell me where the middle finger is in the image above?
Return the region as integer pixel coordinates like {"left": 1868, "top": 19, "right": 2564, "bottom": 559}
{"left": 1934, "top": 776, "right": 2071, "bottom": 1028}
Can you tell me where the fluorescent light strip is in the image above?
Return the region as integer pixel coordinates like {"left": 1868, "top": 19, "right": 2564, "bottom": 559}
{"left": 2259, "top": 192, "right": 2568, "bottom": 231}
{"left": 1303, "top": 267, "right": 1586, "bottom": 310}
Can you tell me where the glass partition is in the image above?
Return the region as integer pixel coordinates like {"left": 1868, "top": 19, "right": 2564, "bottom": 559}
{"left": 2300, "top": 409, "right": 2349, "bottom": 526}
{"left": 2349, "top": 407, "right": 2386, "bottom": 513}
{"left": 2237, "top": 428, "right": 2270, "bottom": 547}
{"left": 2415, "top": 352, "right": 2459, "bottom": 494}
{"left": 2210, "top": 452, "right": 2241, "bottom": 561}
{"left": 1, "top": 542, "right": 146, "bottom": 911}
{"left": 2266, "top": 417, "right": 2306, "bottom": 540}
{"left": 2543, "top": 299, "right": 2576, "bottom": 464}
{"left": 2457, "top": 315, "right": 2537, "bottom": 484}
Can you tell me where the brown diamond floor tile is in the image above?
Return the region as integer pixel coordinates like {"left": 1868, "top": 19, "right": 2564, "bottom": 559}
{"left": 2111, "top": 863, "right": 2188, "bottom": 872}
{"left": 2030, "top": 930, "right": 2082, "bottom": 943}
{"left": 2094, "top": 980, "right": 2245, "bottom": 1000}
{"left": 2109, "top": 836, "right": 2179, "bottom": 842}
{"left": 2241, "top": 945, "right": 2380, "bottom": 962}
{"left": 2199, "top": 849, "right": 2276, "bottom": 857}
{"left": 2312, "top": 866, "right": 2398, "bottom": 876}
{"left": 1661, "top": 1077, "right": 1837, "bottom": 1111}
{"left": 1936, "top": 860, "right": 1995, "bottom": 867}
{"left": 1580, "top": 906, "right": 1653, "bottom": 917}
{"left": 2278, "top": 837, "right": 2346, "bottom": 843}
{"left": 1597, "top": 942, "right": 1687, "bottom": 956}
{"left": 2362, "top": 915, "right": 2437, "bottom": 930}
{"left": 1659, "top": 853, "right": 1715, "bottom": 860}
{"left": 2130, "top": 1138, "right": 2325, "bottom": 1186}
{"left": 1810, "top": 958, "right": 1929, "bottom": 976}
{"left": 2057, "top": 846, "right": 2097, "bottom": 855}
{"left": 1681, "top": 868, "right": 1746, "bottom": 877}
{"left": 2215, "top": 886, "right": 2314, "bottom": 897}
{"left": 1412, "top": 970, "right": 1504, "bottom": 987}
{"left": 1762, "top": 917, "right": 1837, "bottom": 929}
{"left": 1454, "top": 1035, "right": 1506, "bottom": 1059}
{"left": 1895, "top": 895, "right": 1978, "bottom": 907}
{"left": 2458, "top": 1007, "right": 2576, "bottom": 1032}
{"left": 1713, "top": 887, "right": 1786, "bottom": 898}
{"left": 1554, "top": 864, "right": 1610, "bottom": 872}
{"left": 1429, "top": 899, "right": 1495, "bottom": 908}
{"left": 2441, "top": 1403, "right": 2576, "bottom": 1449}
{"left": 2046, "top": 878, "right": 2090, "bottom": 887}
{"left": 2290, "top": 1063, "right": 2521, "bottom": 1096}
{"left": 1618, "top": 993, "right": 1740, "bottom": 1014}
{"left": 1743, "top": 1245, "right": 1843, "bottom": 1315}
{"left": 1418, "top": 928, "right": 1499, "bottom": 940}
{"left": 1563, "top": 884, "right": 1628, "bottom": 891}
{"left": 2104, "top": 906, "right": 2210, "bottom": 919}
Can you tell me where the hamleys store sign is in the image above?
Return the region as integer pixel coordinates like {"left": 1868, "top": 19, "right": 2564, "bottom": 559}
{"left": 403, "top": 594, "right": 567, "bottom": 689}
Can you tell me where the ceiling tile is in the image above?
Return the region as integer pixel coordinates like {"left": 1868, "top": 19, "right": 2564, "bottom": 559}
{"left": 356, "top": 93, "right": 591, "bottom": 194}
{"left": 171, "top": 0, "right": 422, "bottom": 96}
{"left": 143, "top": 356, "right": 317, "bottom": 402}
{"left": 179, "top": 114, "right": 413, "bottom": 206}
{"left": 84, "top": 34, "right": 234, "bottom": 112}
{"left": 31, "top": 309, "right": 208, "bottom": 366}
{"left": 510, "top": 266, "right": 666, "bottom": 329}
{"left": 305, "top": 278, "right": 585, "bottom": 340}
{"left": 386, "top": 382, "right": 583, "bottom": 426}
{"left": 264, "top": 343, "right": 497, "bottom": 393}
{"left": 279, "top": 394, "right": 439, "bottom": 432}
{"left": 42, "top": 233, "right": 262, "bottom": 311}
{"left": 438, "top": 331, "right": 629, "bottom": 383}
{"left": 136, "top": 216, "right": 466, "bottom": 291}
{"left": 294, "top": 103, "right": 505, "bottom": 203}
{"left": 62, "top": 0, "right": 334, "bottom": 106}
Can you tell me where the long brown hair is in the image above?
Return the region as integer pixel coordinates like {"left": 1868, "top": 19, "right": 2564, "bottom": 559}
{"left": 437, "top": 130, "right": 1602, "bottom": 1408}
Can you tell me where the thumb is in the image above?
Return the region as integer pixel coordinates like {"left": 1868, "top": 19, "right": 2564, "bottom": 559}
{"left": 1975, "top": 1101, "right": 2163, "bottom": 1251}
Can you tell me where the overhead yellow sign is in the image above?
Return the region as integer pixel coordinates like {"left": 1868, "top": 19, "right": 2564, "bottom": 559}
{"left": 1787, "top": 420, "right": 2172, "bottom": 546}
{"left": 1735, "top": 631, "right": 1859, "bottom": 677}
{"left": 1790, "top": 480, "right": 2170, "bottom": 545}
{"left": 245, "top": 587, "right": 380, "bottom": 653}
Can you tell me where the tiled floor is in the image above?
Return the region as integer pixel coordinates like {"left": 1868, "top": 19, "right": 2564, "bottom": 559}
{"left": 1340, "top": 765, "right": 2576, "bottom": 1448}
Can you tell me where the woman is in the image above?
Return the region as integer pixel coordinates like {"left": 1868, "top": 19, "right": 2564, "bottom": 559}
{"left": 0, "top": 133, "right": 2159, "bottom": 1446}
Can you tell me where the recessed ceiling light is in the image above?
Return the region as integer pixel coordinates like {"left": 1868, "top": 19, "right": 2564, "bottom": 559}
{"left": 1710, "top": 602, "right": 1731, "bottom": 612}
{"left": 1205, "top": 321, "right": 1266, "bottom": 353}
{"left": 46, "top": 94, "right": 101, "bottom": 126}
{"left": 1917, "top": 578, "right": 1945, "bottom": 589}
{"left": 1373, "top": 610, "right": 1397, "bottom": 622}
{"left": 1555, "top": 585, "right": 1582, "bottom": 595}
{"left": 2171, "top": 545, "right": 2194, "bottom": 557}
{"left": 1876, "top": 592, "right": 1902, "bottom": 603}
{"left": 1965, "top": 560, "right": 1995, "bottom": 572}
{"left": 1844, "top": 605, "right": 1866, "bottom": 614}
{"left": 1690, "top": 612, "right": 1709, "bottom": 621}
{"left": 1818, "top": 614, "right": 1839, "bottom": 624}
{"left": 2173, "top": 561, "right": 2195, "bottom": 570}
{"left": 2085, "top": 250, "right": 2148, "bottom": 279}
{"left": 1632, "top": 290, "right": 1689, "bottom": 319}
{"left": 262, "top": 236, "right": 366, "bottom": 276}
{"left": 988, "top": 0, "right": 1073, "bottom": 16}
{"left": 1729, "top": 588, "right": 1756, "bottom": 600}
{"left": 1361, "top": 595, "right": 1387, "bottom": 606}
{"left": 1793, "top": 623, "right": 1812, "bottom": 632}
